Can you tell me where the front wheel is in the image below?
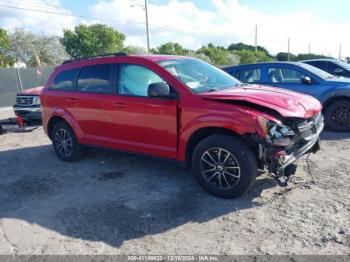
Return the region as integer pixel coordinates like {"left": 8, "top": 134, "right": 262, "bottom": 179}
{"left": 192, "top": 134, "right": 257, "bottom": 198}
{"left": 51, "top": 121, "right": 82, "bottom": 162}
{"left": 324, "top": 99, "right": 350, "bottom": 132}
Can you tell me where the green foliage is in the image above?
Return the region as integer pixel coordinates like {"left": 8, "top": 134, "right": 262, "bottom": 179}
{"left": 186, "top": 51, "right": 212, "bottom": 63}
{"left": 232, "top": 50, "right": 272, "bottom": 64}
{"left": 228, "top": 42, "right": 270, "bottom": 57}
{"left": 61, "top": 24, "right": 126, "bottom": 59}
{"left": 296, "top": 53, "right": 332, "bottom": 61}
{"left": 196, "top": 44, "right": 232, "bottom": 65}
{"left": 0, "top": 28, "right": 12, "bottom": 67}
{"left": 152, "top": 42, "right": 187, "bottom": 55}
{"left": 276, "top": 52, "right": 297, "bottom": 61}
{"left": 124, "top": 45, "right": 147, "bottom": 55}
{"left": 8, "top": 28, "right": 68, "bottom": 66}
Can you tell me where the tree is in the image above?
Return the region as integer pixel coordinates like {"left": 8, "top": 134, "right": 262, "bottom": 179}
{"left": 0, "top": 28, "right": 12, "bottom": 67}
{"left": 228, "top": 42, "right": 270, "bottom": 57}
{"left": 186, "top": 51, "right": 212, "bottom": 63}
{"left": 124, "top": 45, "right": 147, "bottom": 55}
{"left": 9, "top": 28, "right": 68, "bottom": 66}
{"left": 61, "top": 24, "right": 126, "bottom": 59}
{"left": 233, "top": 50, "right": 272, "bottom": 64}
{"left": 197, "top": 44, "right": 231, "bottom": 65}
{"left": 152, "top": 42, "right": 187, "bottom": 55}
{"left": 276, "top": 52, "right": 297, "bottom": 61}
{"left": 296, "top": 53, "right": 332, "bottom": 61}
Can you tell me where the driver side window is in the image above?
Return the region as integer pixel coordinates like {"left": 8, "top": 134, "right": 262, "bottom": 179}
{"left": 268, "top": 67, "right": 305, "bottom": 83}
{"left": 118, "top": 64, "right": 165, "bottom": 97}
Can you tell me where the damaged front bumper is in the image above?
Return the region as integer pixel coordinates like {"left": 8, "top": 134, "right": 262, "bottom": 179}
{"left": 258, "top": 113, "right": 324, "bottom": 179}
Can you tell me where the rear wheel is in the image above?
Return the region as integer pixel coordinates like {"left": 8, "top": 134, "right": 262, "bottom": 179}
{"left": 192, "top": 134, "right": 257, "bottom": 198}
{"left": 51, "top": 121, "right": 82, "bottom": 162}
{"left": 324, "top": 99, "right": 350, "bottom": 131}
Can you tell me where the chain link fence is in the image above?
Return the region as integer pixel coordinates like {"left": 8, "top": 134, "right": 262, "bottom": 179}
{"left": 0, "top": 67, "right": 54, "bottom": 108}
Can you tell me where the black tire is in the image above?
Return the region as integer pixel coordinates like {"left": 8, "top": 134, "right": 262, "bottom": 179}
{"left": 192, "top": 134, "right": 257, "bottom": 198}
{"left": 324, "top": 99, "right": 350, "bottom": 132}
{"left": 51, "top": 121, "right": 82, "bottom": 162}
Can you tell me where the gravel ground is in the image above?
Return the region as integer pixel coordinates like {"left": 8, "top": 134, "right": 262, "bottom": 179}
{"left": 0, "top": 108, "right": 349, "bottom": 255}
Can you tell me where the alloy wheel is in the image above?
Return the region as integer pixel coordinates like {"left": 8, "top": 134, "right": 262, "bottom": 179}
{"left": 54, "top": 128, "right": 73, "bottom": 157}
{"left": 200, "top": 148, "right": 241, "bottom": 190}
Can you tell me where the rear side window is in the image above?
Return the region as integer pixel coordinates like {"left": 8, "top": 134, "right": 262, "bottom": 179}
{"left": 306, "top": 61, "right": 327, "bottom": 71}
{"left": 235, "top": 68, "right": 261, "bottom": 83}
{"left": 49, "top": 68, "right": 80, "bottom": 91}
{"left": 77, "top": 64, "right": 113, "bottom": 94}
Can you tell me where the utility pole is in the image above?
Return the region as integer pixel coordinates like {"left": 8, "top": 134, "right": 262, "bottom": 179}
{"left": 254, "top": 24, "right": 258, "bottom": 53}
{"left": 308, "top": 42, "right": 311, "bottom": 54}
{"left": 339, "top": 44, "right": 342, "bottom": 60}
{"left": 287, "top": 38, "right": 290, "bottom": 61}
{"left": 131, "top": 0, "right": 150, "bottom": 52}
{"left": 144, "top": 0, "right": 150, "bottom": 52}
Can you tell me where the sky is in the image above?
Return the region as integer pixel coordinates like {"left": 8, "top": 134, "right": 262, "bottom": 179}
{"left": 0, "top": 0, "right": 349, "bottom": 58}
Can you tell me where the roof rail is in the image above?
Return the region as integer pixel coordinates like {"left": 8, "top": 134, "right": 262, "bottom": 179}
{"left": 62, "top": 52, "right": 128, "bottom": 64}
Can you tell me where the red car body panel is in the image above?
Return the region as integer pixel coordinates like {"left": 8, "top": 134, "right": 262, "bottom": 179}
{"left": 41, "top": 55, "right": 322, "bottom": 162}
{"left": 199, "top": 85, "right": 322, "bottom": 119}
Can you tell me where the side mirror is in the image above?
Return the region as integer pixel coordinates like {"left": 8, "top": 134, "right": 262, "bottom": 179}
{"left": 301, "top": 76, "right": 312, "bottom": 85}
{"left": 334, "top": 68, "right": 344, "bottom": 76}
{"left": 148, "top": 82, "right": 175, "bottom": 99}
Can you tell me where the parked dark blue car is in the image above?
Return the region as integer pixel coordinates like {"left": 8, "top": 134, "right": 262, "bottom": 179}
{"left": 302, "top": 59, "right": 350, "bottom": 78}
{"left": 223, "top": 62, "right": 350, "bottom": 131}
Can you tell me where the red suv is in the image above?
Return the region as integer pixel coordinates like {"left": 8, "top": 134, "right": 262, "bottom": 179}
{"left": 41, "top": 53, "right": 323, "bottom": 198}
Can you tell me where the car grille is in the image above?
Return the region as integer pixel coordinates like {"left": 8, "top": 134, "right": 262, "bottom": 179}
{"left": 16, "top": 95, "right": 35, "bottom": 105}
{"left": 297, "top": 113, "right": 323, "bottom": 141}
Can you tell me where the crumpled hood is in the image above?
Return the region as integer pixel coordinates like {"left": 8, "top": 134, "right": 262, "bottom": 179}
{"left": 18, "top": 86, "right": 44, "bottom": 96}
{"left": 199, "top": 84, "right": 322, "bottom": 118}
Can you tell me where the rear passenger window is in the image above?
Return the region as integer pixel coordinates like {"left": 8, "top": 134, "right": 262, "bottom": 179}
{"left": 49, "top": 68, "right": 80, "bottom": 91}
{"left": 77, "top": 64, "right": 113, "bottom": 94}
{"left": 236, "top": 69, "right": 261, "bottom": 83}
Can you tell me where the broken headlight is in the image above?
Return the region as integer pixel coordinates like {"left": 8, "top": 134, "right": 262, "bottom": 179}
{"left": 258, "top": 117, "right": 295, "bottom": 147}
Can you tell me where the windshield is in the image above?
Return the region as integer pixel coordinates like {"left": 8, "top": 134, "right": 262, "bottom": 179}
{"left": 299, "top": 63, "right": 334, "bottom": 79}
{"left": 158, "top": 58, "right": 241, "bottom": 93}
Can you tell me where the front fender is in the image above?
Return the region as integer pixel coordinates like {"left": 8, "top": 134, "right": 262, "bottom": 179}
{"left": 319, "top": 86, "right": 350, "bottom": 104}
{"left": 178, "top": 114, "right": 258, "bottom": 161}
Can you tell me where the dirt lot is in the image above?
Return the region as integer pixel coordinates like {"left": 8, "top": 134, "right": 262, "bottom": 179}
{"left": 0, "top": 108, "right": 349, "bottom": 255}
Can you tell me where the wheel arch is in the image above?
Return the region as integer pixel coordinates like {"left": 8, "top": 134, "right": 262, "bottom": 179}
{"left": 322, "top": 95, "right": 350, "bottom": 113}
{"left": 184, "top": 126, "right": 247, "bottom": 168}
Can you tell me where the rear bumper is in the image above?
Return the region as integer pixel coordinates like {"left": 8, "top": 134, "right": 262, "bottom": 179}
{"left": 13, "top": 105, "right": 42, "bottom": 121}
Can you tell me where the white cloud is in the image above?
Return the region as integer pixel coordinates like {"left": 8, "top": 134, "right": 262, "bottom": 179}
{"left": 0, "top": 0, "right": 349, "bottom": 57}
{"left": 89, "top": 0, "right": 350, "bottom": 57}
{"left": 0, "top": 0, "right": 76, "bottom": 35}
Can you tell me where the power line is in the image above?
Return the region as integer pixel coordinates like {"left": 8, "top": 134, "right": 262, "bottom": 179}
{"left": 0, "top": 3, "right": 212, "bottom": 41}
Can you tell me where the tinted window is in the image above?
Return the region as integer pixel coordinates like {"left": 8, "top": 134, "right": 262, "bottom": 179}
{"left": 268, "top": 67, "right": 305, "bottom": 83}
{"left": 49, "top": 68, "right": 80, "bottom": 91}
{"left": 327, "top": 62, "right": 343, "bottom": 74}
{"left": 236, "top": 68, "right": 261, "bottom": 83}
{"left": 118, "top": 64, "right": 165, "bottom": 97}
{"left": 306, "top": 61, "right": 327, "bottom": 71}
{"left": 77, "top": 64, "right": 112, "bottom": 94}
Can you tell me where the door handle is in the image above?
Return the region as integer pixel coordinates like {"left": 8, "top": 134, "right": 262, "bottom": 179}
{"left": 112, "top": 102, "right": 127, "bottom": 108}
{"left": 67, "top": 98, "right": 78, "bottom": 103}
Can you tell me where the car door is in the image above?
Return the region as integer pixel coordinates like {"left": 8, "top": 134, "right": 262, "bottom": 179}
{"left": 109, "top": 63, "right": 178, "bottom": 159}
{"left": 265, "top": 65, "right": 316, "bottom": 97}
{"left": 73, "top": 63, "right": 116, "bottom": 143}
